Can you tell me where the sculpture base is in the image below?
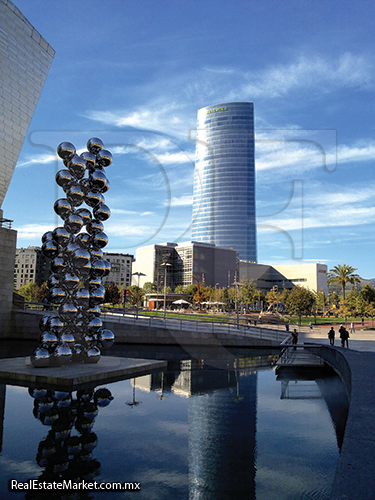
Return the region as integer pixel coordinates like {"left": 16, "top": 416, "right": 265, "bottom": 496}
{"left": 0, "top": 356, "right": 167, "bottom": 390}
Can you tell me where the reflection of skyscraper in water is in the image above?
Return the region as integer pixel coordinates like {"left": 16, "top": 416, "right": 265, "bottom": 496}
{"left": 188, "top": 372, "right": 257, "bottom": 499}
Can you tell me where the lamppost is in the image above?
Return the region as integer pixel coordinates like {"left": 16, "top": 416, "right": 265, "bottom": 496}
{"left": 132, "top": 271, "right": 146, "bottom": 319}
{"left": 160, "top": 262, "right": 172, "bottom": 319}
{"left": 232, "top": 280, "right": 244, "bottom": 329}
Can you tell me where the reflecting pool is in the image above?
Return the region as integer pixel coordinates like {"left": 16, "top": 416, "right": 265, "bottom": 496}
{"left": 0, "top": 344, "right": 348, "bottom": 499}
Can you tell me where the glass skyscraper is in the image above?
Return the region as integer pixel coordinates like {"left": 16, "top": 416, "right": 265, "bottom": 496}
{"left": 191, "top": 102, "right": 257, "bottom": 262}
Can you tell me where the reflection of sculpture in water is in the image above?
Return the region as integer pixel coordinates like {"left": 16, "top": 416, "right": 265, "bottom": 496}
{"left": 26, "top": 386, "right": 113, "bottom": 498}
{"left": 31, "top": 138, "right": 115, "bottom": 367}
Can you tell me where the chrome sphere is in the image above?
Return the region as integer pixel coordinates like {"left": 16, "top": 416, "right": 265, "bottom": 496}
{"left": 84, "top": 190, "right": 104, "bottom": 208}
{"left": 39, "top": 315, "right": 51, "bottom": 332}
{"left": 47, "top": 273, "right": 60, "bottom": 289}
{"left": 54, "top": 198, "right": 72, "bottom": 221}
{"left": 102, "top": 259, "right": 111, "bottom": 276}
{"left": 87, "top": 304, "right": 101, "bottom": 318}
{"left": 41, "top": 240, "right": 59, "bottom": 259}
{"left": 88, "top": 276, "right": 102, "bottom": 291}
{"left": 75, "top": 207, "right": 92, "bottom": 226}
{"left": 57, "top": 142, "right": 76, "bottom": 160}
{"left": 88, "top": 317, "right": 102, "bottom": 335}
{"left": 49, "top": 286, "right": 66, "bottom": 304}
{"left": 99, "top": 329, "right": 115, "bottom": 349}
{"left": 67, "top": 154, "right": 86, "bottom": 180}
{"left": 56, "top": 169, "right": 74, "bottom": 190}
{"left": 87, "top": 219, "right": 104, "bottom": 235}
{"left": 90, "top": 247, "right": 104, "bottom": 262}
{"left": 75, "top": 232, "right": 91, "bottom": 249}
{"left": 51, "top": 256, "right": 67, "bottom": 275}
{"left": 74, "top": 288, "right": 90, "bottom": 307}
{"left": 41, "top": 230, "right": 54, "bottom": 243}
{"left": 66, "top": 184, "right": 85, "bottom": 207}
{"left": 31, "top": 347, "right": 51, "bottom": 367}
{"left": 91, "top": 231, "right": 108, "bottom": 249}
{"left": 83, "top": 345, "right": 101, "bottom": 363}
{"left": 61, "top": 272, "right": 80, "bottom": 292}
{"left": 64, "top": 213, "right": 84, "bottom": 234}
{"left": 87, "top": 137, "right": 104, "bottom": 155}
{"left": 71, "top": 248, "right": 91, "bottom": 267}
{"left": 94, "top": 388, "right": 113, "bottom": 407}
{"left": 48, "top": 316, "right": 64, "bottom": 334}
{"left": 91, "top": 259, "right": 106, "bottom": 278}
{"left": 52, "top": 343, "right": 73, "bottom": 365}
{"left": 93, "top": 204, "right": 111, "bottom": 222}
{"left": 96, "top": 149, "right": 113, "bottom": 168}
{"left": 40, "top": 331, "right": 58, "bottom": 349}
{"left": 58, "top": 302, "right": 78, "bottom": 322}
{"left": 52, "top": 227, "right": 70, "bottom": 248}
{"left": 80, "top": 151, "right": 96, "bottom": 170}
{"left": 59, "top": 332, "right": 75, "bottom": 344}
{"left": 90, "top": 170, "right": 109, "bottom": 193}
{"left": 89, "top": 285, "right": 105, "bottom": 306}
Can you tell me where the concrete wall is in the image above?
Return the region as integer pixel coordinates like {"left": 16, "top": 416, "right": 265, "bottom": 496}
{"left": 8, "top": 310, "right": 282, "bottom": 348}
{"left": 0, "top": 226, "right": 17, "bottom": 336}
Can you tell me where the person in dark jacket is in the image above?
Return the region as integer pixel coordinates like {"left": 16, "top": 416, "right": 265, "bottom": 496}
{"left": 339, "top": 325, "right": 349, "bottom": 348}
{"left": 328, "top": 327, "right": 335, "bottom": 346}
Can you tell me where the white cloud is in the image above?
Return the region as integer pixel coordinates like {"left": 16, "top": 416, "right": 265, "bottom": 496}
{"left": 166, "top": 195, "right": 193, "bottom": 207}
{"left": 15, "top": 224, "right": 54, "bottom": 239}
{"left": 16, "top": 154, "right": 57, "bottom": 168}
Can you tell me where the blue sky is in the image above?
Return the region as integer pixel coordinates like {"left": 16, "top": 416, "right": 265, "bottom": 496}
{"left": 4, "top": 0, "right": 375, "bottom": 278}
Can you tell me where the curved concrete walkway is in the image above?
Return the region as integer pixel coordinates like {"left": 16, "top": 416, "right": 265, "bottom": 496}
{"left": 301, "top": 328, "right": 375, "bottom": 500}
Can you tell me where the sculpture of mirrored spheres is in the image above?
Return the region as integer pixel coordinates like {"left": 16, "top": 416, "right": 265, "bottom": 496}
{"left": 31, "top": 138, "right": 115, "bottom": 367}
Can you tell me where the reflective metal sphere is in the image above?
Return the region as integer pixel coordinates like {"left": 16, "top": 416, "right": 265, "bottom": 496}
{"left": 57, "top": 142, "right": 76, "bottom": 161}
{"left": 59, "top": 332, "right": 75, "bottom": 344}
{"left": 99, "top": 329, "right": 115, "bottom": 349}
{"left": 42, "top": 240, "right": 59, "bottom": 259}
{"left": 64, "top": 213, "right": 83, "bottom": 234}
{"left": 90, "top": 248, "right": 104, "bottom": 262}
{"left": 54, "top": 198, "right": 72, "bottom": 221}
{"left": 88, "top": 317, "right": 102, "bottom": 334}
{"left": 71, "top": 248, "right": 91, "bottom": 267}
{"left": 87, "top": 304, "right": 101, "bottom": 318}
{"left": 52, "top": 227, "right": 70, "bottom": 248}
{"left": 91, "top": 259, "right": 106, "bottom": 278}
{"left": 90, "top": 170, "right": 109, "bottom": 193}
{"left": 84, "top": 191, "right": 105, "bottom": 208}
{"left": 67, "top": 154, "right": 86, "bottom": 180}
{"left": 40, "top": 331, "right": 58, "bottom": 349}
{"left": 88, "top": 276, "right": 102, "bottom": 291}
{"left": 47, "top": 274, "right": 60, "bottom": 289}
{"left": 93, "top": 204, "right": 111, "bottom": 222}
{"left": 80, "top": 151, "right": 96, "bottom": 170}
{"left": 91, "top": 231, "right": 108, "bottom": 249}
{"left": 49, "top": 286, "right": 66, "bottom": 304}
{"left": 48, "top": 316, "right": 64, "bottom": 334}
{"left": 102, "top": 259, "right": 111, "bottom": 276}
{"left": 83, "top": 345, "right": 101, "bottom": 363}
{"left": 75, "top": 207, "right": 92, "bottom": 226}
{"left": 51, "top": 256, "right": 67, "bottom": 275}
{"left": 87, "top": 219, "right": 104, "bottom": 235}
{"left": 96, "top": 149, "right": 113, "bottom": 168}
{"left": 52, "top": 343, "right": 73, "bottom": 365}
{"left": 58, "top": 302, "right": 78, "bottom": 322}
{"left": 89, "top": 285, "right": 105, "bottom": 306}
{"left": 75, "top": 232, "right": 91, "bottom": 249}
{"left": 56, "top": 169, "right": 75, "bottom": 190}
{"left": 61, "top": 272, "right": 80, "bottom": 292}
{"left": 66, "top": 184, "right": 85, "bottom": 207}
{"left": 87, "top": 137, "right": 104, "bottom": 155}
{"left": 74, "top": 288, "right": 90, "bottom": 307}
{"left": 39, "top": 315, "right": 51, "bottom": 332}
{"left": 31, "top": 347, "right": 51, "bottom": 367}
{"left": 41, "top": 231, "right": 54, "bottom": 243}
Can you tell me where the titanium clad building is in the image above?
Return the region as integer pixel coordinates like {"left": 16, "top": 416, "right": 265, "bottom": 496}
{"left": 192, "top": 102, "right": 257, "bottom": 262}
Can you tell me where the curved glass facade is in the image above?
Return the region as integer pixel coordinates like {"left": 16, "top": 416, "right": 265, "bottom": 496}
{"left": 192, "top": 102, "right": 257, "bottom": 262}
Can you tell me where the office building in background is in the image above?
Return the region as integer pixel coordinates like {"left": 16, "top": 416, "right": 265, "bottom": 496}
{"left": 192, "top": 102, "right": 257, "bottom": 262}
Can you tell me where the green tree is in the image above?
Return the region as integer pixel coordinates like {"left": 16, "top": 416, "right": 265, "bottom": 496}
{"left": 18, "top": 281, "right": 40, "bottom": 302}
{"left": 35, "top": 281, "right": 49, "bottom": 303}
{"left": 104, "top": 283, "right": 121, "bottom": 305}
{"left": 127, "top": 285, "right": 143, "bottom": 307}
{"left": 327, "top": 264, "right": 360, "bottom": 299}
{"left": 174, "top": 285, "right": 184, "bottom": 294}
{"left": 359, "top": 284, "right": 375, "bottom": 305}
{"left": 338, "top": 297, "right": 354, "bottom": 320}
{"left": 286, "top": 286, "right": 315, "bottom": 323}
{"left": 183, "top": 284, "right": 197, "bottom": 298}
{"left": 142, "top": 281, "right": 157, "bottom": 295}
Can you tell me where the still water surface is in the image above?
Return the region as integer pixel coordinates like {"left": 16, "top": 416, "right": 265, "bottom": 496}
{"left": 0, "top": 346, "right": 348, "bottom": 499}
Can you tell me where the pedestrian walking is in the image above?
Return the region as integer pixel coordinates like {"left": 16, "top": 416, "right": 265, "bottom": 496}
{"left": 350, "top": 322, "right": 355, "bottom": 334}
{"left": 309, "top": 322, "right": 313, "bottom": 331}
{"left": 339, "top": 325, "right": 349, "bottom": 348}
{"left": 328, "top": 327, "right": 335, "bottom": 346}
{"left": 285, "top": 320, "right": 289, "bottom": 332}
{"left": 291, "top": 329, "right": 298, "bottom": 350}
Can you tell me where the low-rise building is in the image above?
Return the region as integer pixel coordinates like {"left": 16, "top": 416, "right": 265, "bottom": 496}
{"left": 102, "top": 252, "right": 134, "bottom": 288}
{"left": 13, "top": 246, "right": 50, "bottom": 290}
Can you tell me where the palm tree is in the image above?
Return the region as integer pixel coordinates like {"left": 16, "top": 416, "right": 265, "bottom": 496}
{"left": 327, "top": 264, "right": 360, "bottom": 299}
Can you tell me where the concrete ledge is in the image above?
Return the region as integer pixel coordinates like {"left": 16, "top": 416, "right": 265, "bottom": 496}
{"left": 305, "top": 345, "right": 375, "bottom": 500}
{"left": 0, "top": 356, "right": 167, "bottom": 390}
